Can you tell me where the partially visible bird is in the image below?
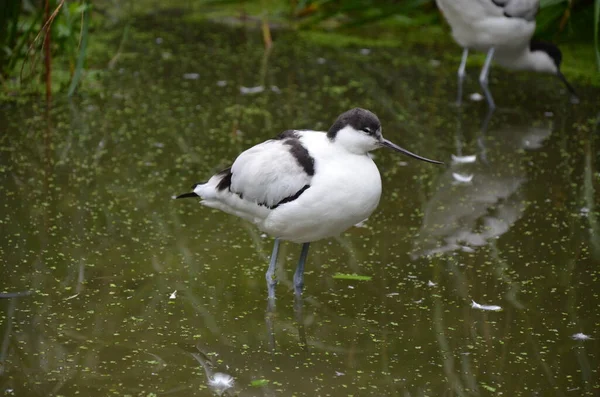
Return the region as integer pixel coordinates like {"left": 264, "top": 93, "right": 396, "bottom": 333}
{"left": 435, "top": 0, "right": 578, "bottom": 108}
{"left": 176, "top": 108, "right": 443, "bottom": 300}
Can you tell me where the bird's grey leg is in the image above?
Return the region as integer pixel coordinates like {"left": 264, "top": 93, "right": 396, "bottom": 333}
{"left": 479, "top": 47, "right": 496, "bottom": 109}
{"left": 457, "top": 48, "right": 469, "bottom": 105}
{"left": 293, "top": 243, "right": 310, "bottom": 295}
{"left": 265, "top": 238, "right": 280, "bottom": 301}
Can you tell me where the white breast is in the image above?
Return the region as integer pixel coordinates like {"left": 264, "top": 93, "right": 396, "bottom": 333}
{"left": 260, "top": 132, "right": 383, "bottom": 243}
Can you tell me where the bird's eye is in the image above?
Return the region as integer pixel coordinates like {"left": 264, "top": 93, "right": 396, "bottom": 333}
{"left": 362, "top": 127, "right": 371, "bottom": 133}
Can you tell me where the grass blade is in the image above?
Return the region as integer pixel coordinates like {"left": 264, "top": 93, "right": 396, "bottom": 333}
{"left": 332, "top": 273, "right": 372, "bottom": 281}
{"left": 67, "top": 2, "right": 90, "bottom": 97}
{"left": 594, "top": 0, "right": 600, "bottom": 70}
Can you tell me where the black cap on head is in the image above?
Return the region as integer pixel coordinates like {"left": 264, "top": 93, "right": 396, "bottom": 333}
{"left": 530, "top": 40, "right": 562, "bottom": 69}
{"left": 327, "top": 108, "right": 381, "bottom": 140}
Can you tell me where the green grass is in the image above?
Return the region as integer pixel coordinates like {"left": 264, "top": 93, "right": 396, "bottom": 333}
{"left": 67, "top": 2, "right": 90, "bottom": 96}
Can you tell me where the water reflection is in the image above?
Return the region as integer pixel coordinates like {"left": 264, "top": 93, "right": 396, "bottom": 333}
{"left": 0, "top": 292, "right": 32, "bottom": 378}
{"left": 264, "top": 293, "right": 309, "bottom": 353}
{"left": 584, "top": 112, "right": 600, "bottom": 261}
{"left": 412, "top": 117, "right": 552, "bottom": 258}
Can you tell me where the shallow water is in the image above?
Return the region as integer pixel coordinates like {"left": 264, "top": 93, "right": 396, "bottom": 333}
{"left": 1, "top": 14, "right": 599, "bottom": 397}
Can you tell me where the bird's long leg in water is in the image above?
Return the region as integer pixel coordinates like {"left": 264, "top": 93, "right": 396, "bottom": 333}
{"left": 293, "top": 243, "right": 310, "bottom": 296}
{"left": 265, "top": 238, "right": 281, "bottom": 301}
{"left": 479, "top": 47, "right": 496, "bottom": 109}
{"left": 457, "top": 48, "right": 469, "bottom": 105}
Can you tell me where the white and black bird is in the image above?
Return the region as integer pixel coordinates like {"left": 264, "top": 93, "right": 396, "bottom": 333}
{"left": 176, "top": 108, "right": 443, "bottom": 299}
{"left": 436, "top": 0, "right": 578, "bottom": 108}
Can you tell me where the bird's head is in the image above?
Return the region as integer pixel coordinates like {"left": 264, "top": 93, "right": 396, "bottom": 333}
{"left": 327, "top": 108, "right": 443, "bottom": 164}
{"left": 530, "top": 40, "right": 578, "bottom": 99}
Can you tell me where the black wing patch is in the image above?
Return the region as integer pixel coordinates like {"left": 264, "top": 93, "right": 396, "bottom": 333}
{"left": 216, "top": 167, "right": 233, "bottom": 191}
{"left": 283, "top": 139, "right": 315, "bottom": 176}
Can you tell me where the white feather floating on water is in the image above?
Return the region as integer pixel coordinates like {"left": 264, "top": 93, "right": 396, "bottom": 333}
{"left": 471, "top": 300, "right": 502, "bottom": 311}
{"left": 169, "top": 290, "right": 177, "bottom": 299}
{"left": 469, "top": 93, "right": 484, "bottom": 102}
{"left": 571, "top": 333, "right": 593, "bottom": 341}
{"left": 240, "top": 86, "right": 264, "bottom": 95}
{"left": 208, "top": 373, "right": 235, "bottom": 395}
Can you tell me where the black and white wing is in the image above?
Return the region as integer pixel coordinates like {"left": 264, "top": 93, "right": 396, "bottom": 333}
{"left": 223, "top": 131, "right": 315, "bottom": 209}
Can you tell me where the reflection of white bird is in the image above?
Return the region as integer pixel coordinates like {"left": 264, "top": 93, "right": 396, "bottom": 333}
{"left": 176, "top": 108, "right": 442, "bottom": 299}
{"left": 412, "top": 124, "right": 551, "bottom": 258}
{"left": 436, "top": 0, "right": 577, "bottom": 108}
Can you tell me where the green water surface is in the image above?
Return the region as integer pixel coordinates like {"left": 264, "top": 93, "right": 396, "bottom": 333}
{"left": 1, "top": 13, "right": 599, "bottom": 397}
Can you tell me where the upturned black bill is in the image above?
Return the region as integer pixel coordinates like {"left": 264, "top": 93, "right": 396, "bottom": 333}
{"left": 381, "top": 139, "right": 444, "bottom": 165}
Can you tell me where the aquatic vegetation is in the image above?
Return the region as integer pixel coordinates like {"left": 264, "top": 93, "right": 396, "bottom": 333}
{"left": 0, "top": 6, "right": 599, "bottom": 397}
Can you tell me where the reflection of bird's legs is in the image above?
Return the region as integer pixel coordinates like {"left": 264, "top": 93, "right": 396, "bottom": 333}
{"left": 294, "top": 292, "right": 309, "bottom": 352}
{"left": 454, "top": 104, "right": 465, "bottom": 157}
{"left": 265, "top": 298, "right": 276, "bottom": 351}
{"left": 457, "top": 48, "right": 469, "bottom": 105}
{"left": 479, "top": 48, "right": 496, "bottom": 109}
{"left": 293, "top": 243, "right": 310, "bottom": 296}
{"left": 478, "top": 107, "right": 495, "bottom": 164}
{"left": 480, "top": 107, "right": 495, "bottom": 134}
{"left": 0, "top": 298, "right": 17, "bottom": 375}
{"left": 265, "top": 238, "right": 281, "bottom": 301}
{"left": 265, "top": 239, "right": 280, "bottom": 350}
